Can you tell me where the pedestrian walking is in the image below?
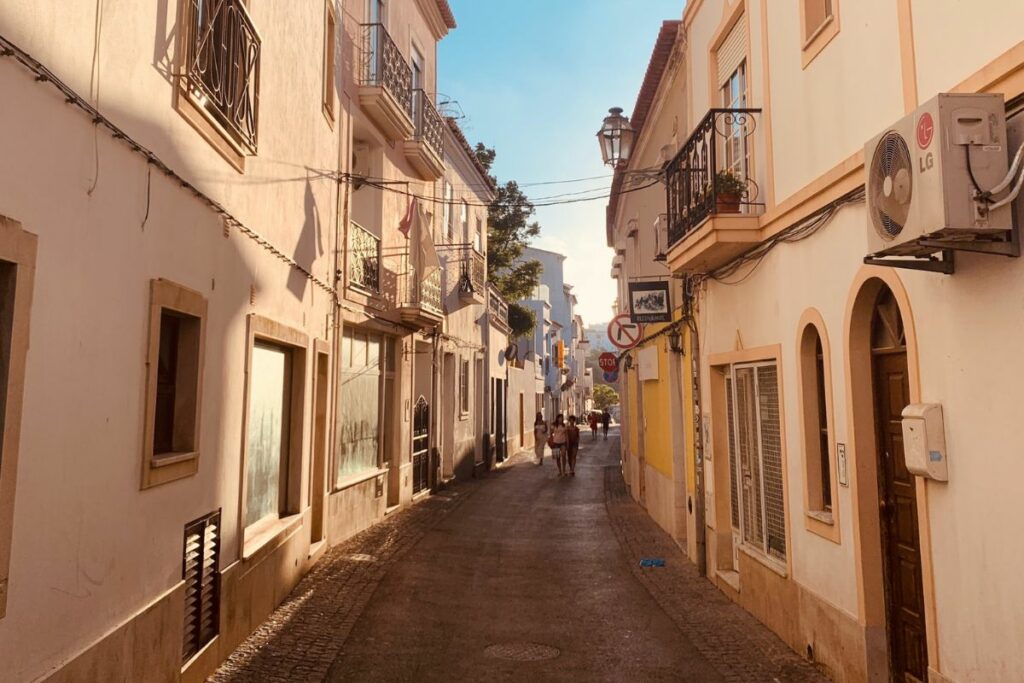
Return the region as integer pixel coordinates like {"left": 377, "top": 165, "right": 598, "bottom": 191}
{"left": 601, "top": 409, "right": 611, "bottom": 440}
{"left": 588, "top": 412, "right": 598, "bottom": 440}
{"left": 550, "top": 415, "right": 568, "bottom": 475}
{"left": 533, "top": 412, "right": 548, "bottom": 465}
{"left": 566, "top": 416, "right": 581, "bottom": 476}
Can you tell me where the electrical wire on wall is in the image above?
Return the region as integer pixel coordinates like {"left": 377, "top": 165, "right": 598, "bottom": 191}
{"left": 699, "top": 186, "right": 867, "bottom": 286}
{"left": 0, "top": 33, "right": 337, "bottom": 297}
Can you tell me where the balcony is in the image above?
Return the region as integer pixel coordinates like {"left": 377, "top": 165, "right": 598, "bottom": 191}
{"left": 182, "top": 0, "right": 261, "bottom": 153}
{"left": 399, "top": 266, "right": 443, "bottom": 328}
{"left": 664, "top": 108, "right": 764, "bottom": 274}
{"left": 403, "top": 90, "right": 445, "bottom": 180}
{"left": 358, "top": 24, "right": 414, "bottom": 141}
{"left": 457, "top": 248, "right": 487, "bottom": 304}
{"left": 488, "top": 288, "right": 510, "bottom": 333}
{"left": 348, "top": 222, "right": 381, "bottom": 294}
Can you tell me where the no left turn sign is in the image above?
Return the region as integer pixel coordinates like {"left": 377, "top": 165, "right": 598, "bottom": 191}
{"left": 607, "top": 314, "right": 644, "bottom": 350}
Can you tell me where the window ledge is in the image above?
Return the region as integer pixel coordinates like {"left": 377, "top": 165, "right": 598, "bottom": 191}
{"left": 738, "top": 544, "right": 788, "bottom": 579}
{"left": 333, "top": 467, "right": 387, "bottom": 493}
{"left": 716, "top": 568, "right": 741, "bottom": 592}
{"left": 801, "top": 11, "right": 840, "bottom": 69}
{"left": 151, "top": 451, "right": 197, "bottom": 468}
{"left": 805, "top": 510, "right": 834, "bottom": 525}
{"left": 243, "top": 513, "right": 303, "bottom": 562}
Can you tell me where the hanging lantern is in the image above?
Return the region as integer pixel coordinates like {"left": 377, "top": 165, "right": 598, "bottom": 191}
{"left": 597, "top": 107, "right": 636, "bottom": 168}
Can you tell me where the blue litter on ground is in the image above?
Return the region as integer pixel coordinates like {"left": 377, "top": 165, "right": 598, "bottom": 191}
{"left": 639, "top": 558, "right": 666, "bottom": 568}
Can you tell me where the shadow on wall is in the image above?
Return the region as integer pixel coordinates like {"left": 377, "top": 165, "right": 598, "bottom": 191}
{"left": 288, "top": 178, "right": 325, "bottom": 300}
{"left": 0, "top": 57, "right": 301, "bottom": 679}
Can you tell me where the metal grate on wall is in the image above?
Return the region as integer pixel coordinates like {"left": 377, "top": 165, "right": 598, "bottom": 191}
{"left": 182, "top": 509, "right": 221, "bottom": 663}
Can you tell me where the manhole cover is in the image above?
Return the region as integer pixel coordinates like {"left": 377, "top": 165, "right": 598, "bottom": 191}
{"left": 484, "top": 642, "right": 560, "bottom": 662}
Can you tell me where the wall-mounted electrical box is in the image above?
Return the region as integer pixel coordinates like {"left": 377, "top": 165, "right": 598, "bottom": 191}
{"left": 901, "top": 403, "right": 948, "bottom": 481}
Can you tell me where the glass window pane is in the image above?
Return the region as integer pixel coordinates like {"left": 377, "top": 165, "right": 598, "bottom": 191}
{"left": 245, "top": 343, "right": 290, "bottom": 527}
{"left": 336, "top": 329, "right": 381, "bottom": 481}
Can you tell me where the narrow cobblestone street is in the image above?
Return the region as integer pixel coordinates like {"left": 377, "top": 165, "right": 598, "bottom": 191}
{"left": 212, "top": 431, "right": 827, "bottom": 682}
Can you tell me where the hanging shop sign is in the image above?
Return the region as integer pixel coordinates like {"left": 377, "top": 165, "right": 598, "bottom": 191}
{"left": 607, "top": 314, "right": 644, "bottom": 350}
{"left": 628, "top": 281, "right": 672, "bottom": 324}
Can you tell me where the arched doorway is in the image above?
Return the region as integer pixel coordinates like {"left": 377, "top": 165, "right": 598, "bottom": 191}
{"left": 869, "top": 287, "right": 927, "bottom": 682}
{"left": 849, "top": 275, "right": 929, "bottom": 682}
{"left": 412, "top": 396, "right": 430, "bottom": 494}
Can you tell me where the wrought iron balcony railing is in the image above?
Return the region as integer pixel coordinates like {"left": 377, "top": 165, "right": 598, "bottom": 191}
{"left": 457, "top": 248, "right": 487, "bottom": 297}
{"left": 411, "top": 89, "right": 444, "bottom": 159}
{"left": 664, "top": 108, "right": 763, "bottom": 248}
{"left": 360, "top": 23, "right": 412, "bottom": 120}
{"left": 348, "top": 222, "right": 380, "bottom": 293}
{"left": 184, "top": 0, "right": 261, "bottom": 152}
{"left": 404, "top": 266, "right": 443, "bottom": 314}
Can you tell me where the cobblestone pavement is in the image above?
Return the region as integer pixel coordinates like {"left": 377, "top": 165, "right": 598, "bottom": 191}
{"left": 211, "top": 430, "right": 829, "bottom": 682}
{"left": 604, "top": 461, "right": 827, "bottom": 683}
{"left": 210, "top": 487, "right": 478, "bottom": 682}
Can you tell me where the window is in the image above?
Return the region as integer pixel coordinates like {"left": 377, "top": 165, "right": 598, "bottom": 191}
{"left": 323, "top": 3, "right": 337, "bottom": 122}
{"left": 182, "top": 510, "right": 220, "bottom": 663}
{"left": 803, "top": 0, "right": 833, "bottom": 42}
{"left": 181, "top": 0, "right": 261, "bottom": 154}
{"left": 142, "top": 279, "right": 206, "bottom": 489}
{"left": 245, "top": 342, "right": 293, "bottom": 528}
{"left": 474, "top": 217, "right": 483, "bottom": 253}
{"left": 241, "top": 316, "right": 306, "bottom": 551}
{"left": 799, "top": 318, "right": 838, "bottom": 538}
{"left": 801, "top": 0, "right": 840, "bottom": 67}
{"left": 721, "top": 62, "right": 748, "bottom": 182}
{"left": 0, "top": 216, "right": 36, "bottom": 621}
{"left": 460, "top": 201, "right": 469, "bottom": 243}
{"left": 459, "top": 358, "right": 470, "bottom": 416}
{"left": 444, "top": 182, "right": 455, "bottom": 240}
{"left": 336, "top": 329, "right": 385, "bottom": 484}
{"left": 726, "top": 362, "right": 787, "bottom": 563}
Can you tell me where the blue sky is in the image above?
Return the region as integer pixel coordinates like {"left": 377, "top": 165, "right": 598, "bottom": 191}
{"left": 439, "top": 0, "right": 684, "bottom": 325}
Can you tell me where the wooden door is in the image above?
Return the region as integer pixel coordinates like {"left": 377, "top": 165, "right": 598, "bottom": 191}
{"left": 311, "top": 351, "right": 329, "bottom": 543}
{"left": 873, "top": 350, "right": 927, "bottom": 682}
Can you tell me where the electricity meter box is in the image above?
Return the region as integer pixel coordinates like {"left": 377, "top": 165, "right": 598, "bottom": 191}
{"left": 900, "top": 403, "right": 948, "bottom": 482}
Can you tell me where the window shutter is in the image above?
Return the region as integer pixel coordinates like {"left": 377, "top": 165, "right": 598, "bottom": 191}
{"left": 726, "top": 376, "right": 740, "bottom": 529}
{"left": 182, "top": 510, "right": 221, "bottom": 662}
{"left": 756, "top": 366, "right": 786, "bottom": 560}
{"left": 734, "top": 367, "right": 764, "bottom": 552}
{"left": 717, "top": 15, "right": 747, "bottom": 86}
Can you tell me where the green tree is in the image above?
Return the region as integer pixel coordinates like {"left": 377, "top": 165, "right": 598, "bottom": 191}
{"left": 593, "top": 384, "right": 620, "bottom": 410}
{"left": 475, "top": 143, "right": 542, "bottom": 339}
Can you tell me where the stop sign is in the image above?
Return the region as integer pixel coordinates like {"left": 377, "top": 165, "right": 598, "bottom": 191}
{"left": 599, "top": 352, "right": 618, "bottom": 372}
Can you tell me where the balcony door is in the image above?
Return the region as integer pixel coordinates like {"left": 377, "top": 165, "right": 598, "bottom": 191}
{"left": 720, "top": 62, "right": 749, "bottom": 187}
{"left": 411, "top": 47, "right": 424, "bottom": 130}
{"left": 367, "top": 0, "right": 386, "bottom": 82}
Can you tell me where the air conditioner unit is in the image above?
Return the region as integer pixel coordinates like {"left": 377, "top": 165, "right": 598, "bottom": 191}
{"left": 865, "top": 93, "right": 1012, "bottom": 257}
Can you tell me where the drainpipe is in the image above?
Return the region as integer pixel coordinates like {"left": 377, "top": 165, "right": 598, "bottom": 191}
{"left": 686, "top": 279, "right": 708, "bottom": 578}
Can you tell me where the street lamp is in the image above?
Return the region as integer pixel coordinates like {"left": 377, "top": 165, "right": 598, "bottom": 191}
{"left": 597, "top": 107, "right": 635, "bottom": 168}
{"left": 668, "top": 327, "right": 685, "bottom": 355}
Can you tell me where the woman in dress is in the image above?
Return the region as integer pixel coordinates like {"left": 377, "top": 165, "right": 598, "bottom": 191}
{"left": 533, "top": 412, "right": 548, "bottom": 465}
{"left": 566, "top": 415, "right": 581, "bottom": 476}
{"left": 550, "top": 414, "right": 568, "bottom": 476}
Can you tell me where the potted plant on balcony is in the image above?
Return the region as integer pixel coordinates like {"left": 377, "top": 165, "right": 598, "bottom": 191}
{"left": 713, "top": 170, "right": 746, "bottom": 213}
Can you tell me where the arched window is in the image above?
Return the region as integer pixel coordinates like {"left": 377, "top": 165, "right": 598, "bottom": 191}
{"left": 799, "top": 320, "right": 835, "bottom": 524}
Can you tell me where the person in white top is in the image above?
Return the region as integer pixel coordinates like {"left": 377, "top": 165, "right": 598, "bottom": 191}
{"left": 532, "top": 412, "right": 548, "bottom": 465}
{"left": 550, "top": 414, "right": 568, "bottom": 476}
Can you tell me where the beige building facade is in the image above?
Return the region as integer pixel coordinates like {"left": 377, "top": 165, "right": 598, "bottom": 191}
{"left": 0, "top": 0, "right": 511, "bottom": 681}
{"left": 610, "top": 2, "right": 1024, "bottom": 681}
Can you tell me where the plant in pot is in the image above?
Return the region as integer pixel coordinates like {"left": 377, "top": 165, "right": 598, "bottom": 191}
{"left": 713, "top": 170, "right": 745, "bottom": 213}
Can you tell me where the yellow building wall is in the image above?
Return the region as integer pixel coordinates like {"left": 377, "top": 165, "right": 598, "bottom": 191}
{"left": 641, "top": 334, "right": 674, "bottom": 477}
{"left": 626, "top": 371, "right": 640, "bottom": 459}
{"left": 681, "top": 323, "right": 697, "bottom": 498}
